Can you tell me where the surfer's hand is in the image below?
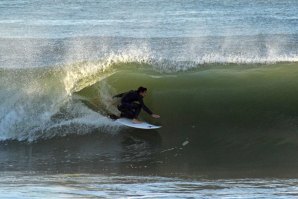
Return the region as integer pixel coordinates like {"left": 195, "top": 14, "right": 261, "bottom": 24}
{"left": 151, "top": 114, "right": 160, "bottom": 118}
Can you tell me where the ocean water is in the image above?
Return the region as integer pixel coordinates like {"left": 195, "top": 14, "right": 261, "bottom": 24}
{"left": 1, "top": 0, "right": 298, "bottom": 198}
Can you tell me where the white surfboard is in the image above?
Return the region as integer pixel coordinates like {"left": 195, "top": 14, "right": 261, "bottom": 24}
{"left": 116, "top": 118, "right": 161, "bottom": 129}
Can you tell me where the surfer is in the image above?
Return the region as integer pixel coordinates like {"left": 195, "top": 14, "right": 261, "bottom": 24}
{"left": 113, "top": 86, "right": 160, "bottom": 123}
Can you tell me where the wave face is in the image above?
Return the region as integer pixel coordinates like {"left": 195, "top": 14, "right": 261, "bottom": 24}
{"left": 2, "top": 61, "right": 298, "bottom": 172}
{"left": 1, "top": 58, "right": 298, "bottom": 140}
{"left": 0, "top": 34, "right": 298, "bottom": 142}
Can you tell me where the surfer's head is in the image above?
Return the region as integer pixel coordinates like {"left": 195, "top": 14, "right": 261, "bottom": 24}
{"left": 137, "top": 86, "right": 147, "bottom": 97}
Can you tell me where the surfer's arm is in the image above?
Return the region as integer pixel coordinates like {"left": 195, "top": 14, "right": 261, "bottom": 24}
{"left": 143, "top": 104, "right": 160, "bottom": 118}
{"left": 113, "top": 90, "right": 134, "bottom": 98}
{"left": 113, "top": 92, "right": 125, "bottom": 98}
{"left": 140, "top": 99, "right": 153, "bottom": 115}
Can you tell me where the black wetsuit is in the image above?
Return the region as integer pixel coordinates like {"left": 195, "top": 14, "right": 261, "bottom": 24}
{"left": 114, "top": 90, "right": 153, "bottom": 119}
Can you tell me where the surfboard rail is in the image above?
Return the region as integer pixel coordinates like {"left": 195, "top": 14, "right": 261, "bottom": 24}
{"left": 115, "top": 118, "right": 161, "bottom": 129}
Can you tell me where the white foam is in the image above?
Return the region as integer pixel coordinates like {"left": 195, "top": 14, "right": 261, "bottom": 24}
{"left": 63, "top": 43, "right": 152, "bottom": 94}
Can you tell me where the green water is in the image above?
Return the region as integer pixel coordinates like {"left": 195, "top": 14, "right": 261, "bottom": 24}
{"left": 79, "top": 62, "right": 298, "bottom": 130}
{"left": 73, "top": 63, "right": 298, "bottom": 169}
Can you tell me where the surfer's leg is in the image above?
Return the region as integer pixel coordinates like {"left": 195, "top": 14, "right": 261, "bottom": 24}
{"left": 132, "top": 118, "right": 142, "bottom": 124}
{"left": 121, "top": 111, "right": 135, "bottom": 119}
{"left": 118, "top": 103, "right": 135, "bottom": 119}
{"left": 132, "top": 103, "right": 142, "bottom": 118}
{"left": 129, "top": 103, "right": 142, "bottom": 123}
{"left": 118, "top": 103, "right": 141, "bottom": 120}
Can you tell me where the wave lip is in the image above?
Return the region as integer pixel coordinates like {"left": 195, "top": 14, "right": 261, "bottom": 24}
{"left": 1, "top": 35, "right": 297, "bottom": 68}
